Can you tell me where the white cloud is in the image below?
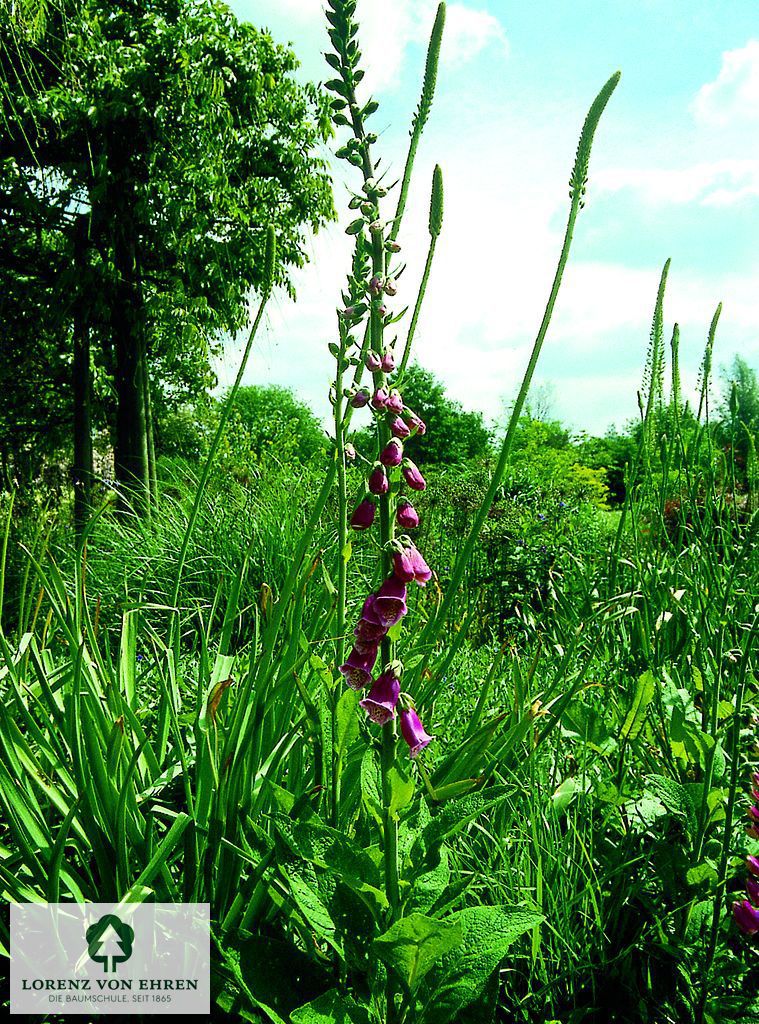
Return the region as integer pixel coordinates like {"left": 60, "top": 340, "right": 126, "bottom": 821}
{"left": 596, "top": 159, "right": 759, "bottom": 207}
{"left": 230, "top": 1, "right": 508, "bottom": 94}
{"left": 214, "top": 3, "right": 758, "bottom": 438}
{"left": 692, "top": 39, "right": 759, "bottom": 127}
{"left": 330, "top": 1, "right": 509, "bottom": 93}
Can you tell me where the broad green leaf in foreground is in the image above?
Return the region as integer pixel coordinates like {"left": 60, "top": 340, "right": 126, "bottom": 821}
{"left": 373, "top": 912, "right": 463, "bottom": 992}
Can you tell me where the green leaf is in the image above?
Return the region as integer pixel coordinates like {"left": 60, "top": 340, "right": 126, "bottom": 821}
{"left": 235, "top": 936, "right": 330, "bottom": 1018}
{"left": 291, "top": 989, "right": 370, "bottom": 1024}
{"left": 420, "top": 786, "right": 511, "bottom": 852}
{"left": 388, "top": 764, "right": 415, "bottom": 818}
{"left": 287, "top": 872, "right": 340, "bottom": 951}
{"left": 335, "top": 690, "right": 359, "bottom": 764}
{"left": 620, "top": 671, "right": 656, "bottom": 741}
{"left": 425, "top": 906, "right": 543, "bottom": 1024}
{"left": 373, "top": 912, "right": 463, "bottom": 992}
{"left": 551, "top": 776, "right": 588, "bottom": 816}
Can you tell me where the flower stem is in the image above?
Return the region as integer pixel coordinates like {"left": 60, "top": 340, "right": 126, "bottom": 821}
{"left": 332, "top": 319, "right": 349, "bottom": 826}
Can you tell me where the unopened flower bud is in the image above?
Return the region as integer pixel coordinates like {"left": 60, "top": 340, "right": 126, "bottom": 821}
{"left": 368, "top": 275, "right": 383, "bottom": 297}
{"left": 371, "top": 387, "right": 389, "bottom": 410}
{"left": 384, "top": 277, "right": 397, "bottom": 297}
{"left": 345, "top": 443, "right": 356, "bottom": 460}
{"left": 385, "top": 390, "right": 403, "bottom": 415}
{"left": 350, "top": 498, "right": 376, "bottom": 530}
{"left": 733, "top": 899, "right": 759, "bottom": 935}
{"left": 369, "top": 219, "right": 383, "bottom": 234}
{"left": 396, "top": 500, "right": 419, "bottom": 529}
{"left": 380, "top": 438, "right": 403, "bottom": 468}
{"left": 402, "top": 459, "right": 426, "bottom": 491}
{"left": 386, "top": 240, "right": 401, "bottom": 253}
{"left": 390, "top": 416, "right": 410, "bottom": 439}
{"left": 381, "top": 349, "right": 396, "bottom": 372}
{"left": 407, "top": 413, "right": 426, "bottom": 435}
{"left": 378, "top": 304, "right": 388, "bottom": 318}
{"left": 350, "top": 388, "right": 370, "bottom": 408}
{"left": 365, "top": 351, "right": 382, "bottom": 372}
{"left": 368, "top": 465, "right": 389, "bottom": 495}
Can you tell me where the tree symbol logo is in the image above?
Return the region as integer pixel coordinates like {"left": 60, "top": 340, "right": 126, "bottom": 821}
{"left": 86, "top": 914, "right": 135, "bottom": 973}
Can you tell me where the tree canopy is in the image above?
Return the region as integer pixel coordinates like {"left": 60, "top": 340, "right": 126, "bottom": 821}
{"left": 0, "top": 0, "right": 334, "bottom": 506}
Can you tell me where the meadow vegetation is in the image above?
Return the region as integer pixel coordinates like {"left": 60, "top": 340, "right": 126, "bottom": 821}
{"left": 0, "top": 1, "right": 758, "bottom": 1022}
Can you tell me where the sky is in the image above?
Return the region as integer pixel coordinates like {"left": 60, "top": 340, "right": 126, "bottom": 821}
{"left": 220, "top": 0, "right": 759, "bottom": 436}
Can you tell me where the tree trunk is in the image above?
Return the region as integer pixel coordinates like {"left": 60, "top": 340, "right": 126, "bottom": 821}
{"left": 72, "top": 217, "right": 93, "bottom": 536}
{"left": 72, "top": 318, "right": 93, "bottom": 534}
{"left": 112, "top": 210, "right": 150, "bottom": 514}
{"left": 143, "top": 361, "right": 158, "bottom": 514}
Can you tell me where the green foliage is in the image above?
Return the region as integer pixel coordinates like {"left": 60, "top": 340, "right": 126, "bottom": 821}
{"left": 0, "top": 0, "right": 334, "bottom": 490}
{"left": 219, "top": 385, "right": 328, "bottom": 479}
{"left": 1, "top": 4, "right": 758, "bottom": 1024}
{"left": 360, "top": 364, "right": 490, "bottom": 465}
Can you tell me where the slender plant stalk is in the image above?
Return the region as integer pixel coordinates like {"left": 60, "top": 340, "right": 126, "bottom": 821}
{"left": 397, "top": 165, "right": 443, "bottom": 380}
{"left": 387, "top": 2, "right": 445, "bottom": 251}
{"left": 169, "top": 227, "right": 276, "bottom": 614}
{"left": 420, "top": 71, "right": 621, "bottom": 656}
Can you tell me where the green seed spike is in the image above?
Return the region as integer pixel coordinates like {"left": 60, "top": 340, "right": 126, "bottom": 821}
{"left": 388, "top": 3, "right": 446, "bottom": 245}
{"left": 670, "top": 323, "right": 681, "bottom": 419}
{"left": 429, "top": 165, "right": 444, "bottom": 238}
{"left": 569, "top": 70, "right": 621, "bottom": 206}
{"left": 696, "top": 302, "right": 722, "bottom": 420}
{"left": 412, "top": 2, "right": 446, "bottom": 136}
{"left": 642, "top": 259, "right": 670, "bottom": 463}
{"left": 263, "top": 226, "right": 277, "bottom": 293}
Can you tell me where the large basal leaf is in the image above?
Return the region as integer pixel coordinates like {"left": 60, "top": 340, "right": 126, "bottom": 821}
{"left": 620, "top": 670, "right": 656, "bottom": 741}
{"left": 373, "top": 912, "right": 463, "bottom": 992}
{"left": 274, "top": 813, "right": 380, "bottom": 888}
{"left": 408, "top": 844, "right": 451, "bottom": 914}
{"left": 417, "top": 785, "right": 512, "bottom": 857}
{"left": 236, "top": 936, "right": 331, "bottom": 1018}
{"left": 424, "top": 905, "right": 543, "bottom": 1024}
{"left": 290, "top": 988, "right": 370, "bottom": 1024}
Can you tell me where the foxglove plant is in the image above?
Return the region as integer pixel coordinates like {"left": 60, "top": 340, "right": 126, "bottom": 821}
{"left": 317, "top": 2, "right": 620, "bottom": 1020}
